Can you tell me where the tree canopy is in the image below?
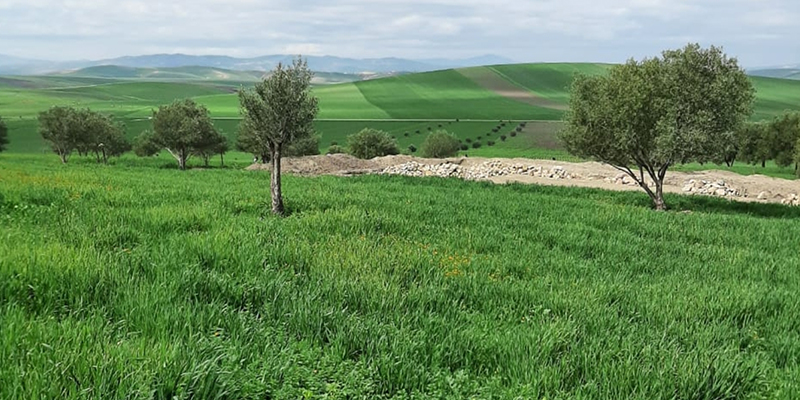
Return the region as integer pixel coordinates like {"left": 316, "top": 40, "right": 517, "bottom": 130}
{"left": 139, "top": 99, "right": 221, "bottom": 170}
{"left": 38, "top": 106, "right": 130, "bottom": 164}
{"left": 560, "top": 44, "right": 755, "bottom": 210}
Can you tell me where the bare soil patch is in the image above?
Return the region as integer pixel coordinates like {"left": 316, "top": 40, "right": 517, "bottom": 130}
{"left": 456, "top": 68, "right": 567, "bottom": 111}
{"left": 248, "top": 154, "right": 800, "bottom": 206}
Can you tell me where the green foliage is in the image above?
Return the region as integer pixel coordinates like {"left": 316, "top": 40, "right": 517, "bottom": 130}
{"left": 2, "top": 156, "right": 800, "bottom": 398}
{"left": 736, "top": 123, "right": 771, "bottom": 167}
{"left": 561, "top": 43, "right": 755, "bottom": 210}
{"left": 408, "top": 144, "right": 417, "bottom": 153}
{"left": 326, "top": 144, "right": 347, "bottom": 154}
{"left": 143, "top": 99, "right": 220, "bottom": 170}
{"left": 420, "top": 130, "right": 460, "bottom": 158}
{"left": 286, "top": 135, "right": 320, "bottom": 157}
{"left": 38, "top": 106, "right": 81, "bottom": 163}
{"left": 133, "top": 130, "right": 161, "bottom": 157}
{"left": 472, "top": 141, "right": 482, "bottom": 149}
{"left": 459, "top": 144, "right": 469, "bottom": 151}
{"left": 766, "top": 112, "right": 800, "bottom": 168}
{"left": 37, "top": 106, "right": 130, "bottom": 163}
{"left": 0, "top": 116, "right": 8, "bottom": 153}
{"left": 347, "top": 128, "right": 399, "bottom": 159}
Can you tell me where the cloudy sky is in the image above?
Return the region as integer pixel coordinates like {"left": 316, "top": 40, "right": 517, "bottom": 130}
{"left": 0, "top": 0, "right": 797, "bottom": 67}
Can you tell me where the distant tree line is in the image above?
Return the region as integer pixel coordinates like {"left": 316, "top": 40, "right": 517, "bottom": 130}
{"left": 0, "top": 116, "right": 8, "bottom": 154}
{"left": 732, "top": 113, "right": 800, "bottom": 170}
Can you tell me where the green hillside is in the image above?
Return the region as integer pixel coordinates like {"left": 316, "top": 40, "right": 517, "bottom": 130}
{"left": 2, "top": 63, "right": 799, "bottom": 159}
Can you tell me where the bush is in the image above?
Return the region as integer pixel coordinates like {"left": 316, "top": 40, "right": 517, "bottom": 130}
{"left": 472, "top": 142, "right": 482, "bottom": 149}
{"left": 420, "top": 130, "right": 461, "bottom": 158}
{"left": 404, "top": 132, "right": 409, "bottom": 137}
{"left": 347, "top": 128, "right": 400, "bottom": 159}
{"left": 487, "top": 141, "right": 496, "bottom": 146}
{"left": 416, "top": 130, "right": 421, "bottom": 134}
{"left": 500, "top": 135, "right": 507, "bottom": 141}
{"left": 427, "top": 126, "right": 432, "bottom": 131}
{"left": 476, "top": 136, "right": 482, "bottom": 141}
{"left": 492, "top": 128, "right": 499, "bottom": 133}
{"left": 438, "top": 124, "right": 443, "bottom": 128}
{"left": 408, "top": 144, "right": 417, "bottom": 153}
{"left": 460, "top": 144, "right": 469, "bottom": 151}
{"left": 327, "top": 145, "right": 347, "bottom": 154}
{"left": 286, "top": 135, "right": 320, "bottom": 157}
{"left": 465, "top": 138, "right": 472, "bottom": 143}
{"left": 510, "top": 131, "right": 517, "bottom": 137}
{"left": 516, "top": 127, "right": 523, "bottom": 132}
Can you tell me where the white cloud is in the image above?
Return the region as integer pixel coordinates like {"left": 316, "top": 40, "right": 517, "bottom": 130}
{"left": 0, "top": 0, "right": 797, "bottom": 66}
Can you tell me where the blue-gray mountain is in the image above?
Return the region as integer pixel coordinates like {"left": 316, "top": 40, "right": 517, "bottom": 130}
{"left": 0, "top": 53, "right": 515, "bottom": 75}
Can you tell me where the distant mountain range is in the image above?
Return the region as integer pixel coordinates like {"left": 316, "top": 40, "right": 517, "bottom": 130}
{"left": 747, "top": 65, "right": 800, "bottom": 80}
{"left": 0, "top": 53, "right": 516, "bottom": 75}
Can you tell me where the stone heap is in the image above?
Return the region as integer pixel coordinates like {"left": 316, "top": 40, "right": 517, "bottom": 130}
{"left": 682, "top": 179, "right": 743, "bottom": 198}
{"left": 381, "top": 161, "right": 579, "bottom": 181}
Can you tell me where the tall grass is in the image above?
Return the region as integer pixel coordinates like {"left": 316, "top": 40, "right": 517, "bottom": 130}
{"left": 1, "top": 156, "right": 799, "bottom": 398}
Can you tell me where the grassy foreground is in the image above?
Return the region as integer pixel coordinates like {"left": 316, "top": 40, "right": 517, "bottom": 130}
{"left": 1, "top": 155, "right": 799, "bottom": 399}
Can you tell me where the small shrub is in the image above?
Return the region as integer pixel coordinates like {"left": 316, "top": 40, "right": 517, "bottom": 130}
{"left": 500, "top": 135, "right": 507, "bottom": 141}
{"left": 476, "top": 136, "right": 482, "bottom": 141}
{"left": 404, "top": 132, "right": 409, "bottom": 137}
{"left": 438, "top": 124, "right": 443, "bottom": 128}
{"left": 286, "top": 135, "right": 320, "bottom": 156}
{"left": 466, "top": 138, "right": 472, "bottom": 143}
{"left": 427, "top": 126, "right": 432, "bottom": 131}
{"left": 492, "top": 128, "right": 499, "bottom": 133}
{"left": 327, "top": 145, "right": 347, "bottom": 154}
{"left": 487, "top": 141, "right": 495, "bottom": 146}
{"left": 347, "top": 128, "right": 400, "bottom": 159}
{"left": 472, "top": 142, "right": 482, "bottom": 149}
{"left": 516, "top": 127, "right": 523, "bottom": 132}
{"left": 501, "top": 122, "right": 506, "bottom": 127}
{"left": 408, "top": 144, "right": 417, "bottom": 153}
{"left": 520, "top": 122, "right": 527, "bottom": 127}
{"left": 510, "top": 131, "right": 517, "bottom": 137}
{"left": 460, "top": 144, "right": 469, "bottom": 151}
{"left": 456, "top": 118, "right": 460, "bottom": 122}
{"left": 420, "top": 130, "right": 461, "bottom": 158}
{"left": 416, "top": 130, "right": 421, "bottom": 134}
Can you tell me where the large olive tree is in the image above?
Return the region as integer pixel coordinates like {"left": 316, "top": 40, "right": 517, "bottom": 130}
{"left": 561, "top": 44, "right": 754, "bottom": 210}
{"left": 238, "top": 57, "right": 318, "bottom": 215}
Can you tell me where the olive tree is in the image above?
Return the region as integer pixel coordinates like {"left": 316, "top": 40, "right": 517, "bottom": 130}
{"left": 560, "top": 44, "right": 754, "bottom": 210}
{"left": 238, "top": 57, "right": 318, "bottom": 215}
{"left": 39, "top": 106, "right": 81, "bottom": 163}
{"left": 141, "top": 99, "right": 219, "bottom": 170}
{"left": 0, "top": 116, "right": 8, "bottom": 153}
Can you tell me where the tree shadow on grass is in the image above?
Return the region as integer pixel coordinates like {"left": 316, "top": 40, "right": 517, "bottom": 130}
{"left": 504, "top": 182, "right": 800, "bottom": 219}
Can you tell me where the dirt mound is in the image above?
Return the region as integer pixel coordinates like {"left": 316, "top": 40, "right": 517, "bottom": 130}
{"left": 247, "top": 155, "right": 800, "bottom": 206}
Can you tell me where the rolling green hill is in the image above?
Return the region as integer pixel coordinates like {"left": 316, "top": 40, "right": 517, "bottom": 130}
{"left": 2, "top": 63, "right": 799, "bottom": 158}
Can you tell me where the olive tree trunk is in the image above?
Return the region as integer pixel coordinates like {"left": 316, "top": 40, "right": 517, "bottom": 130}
{"left": 270, "top": 144, "right": 284, "bottom": 215}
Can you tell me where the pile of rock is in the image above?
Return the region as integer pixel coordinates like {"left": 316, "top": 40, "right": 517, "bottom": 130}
{"left": 780, "top": 194, "right": 800, "bottom": 206}
{"left": 381, "top": 161, "right": 579, "bottom": 181}
{"left": 682, "top": 179, "right": 742, "bottom": 198}
{"left": 605, "top": 173, "right": 651, "bottom": 187}
{"left": 381, "top": 161, "right": 462, "bottom": 178}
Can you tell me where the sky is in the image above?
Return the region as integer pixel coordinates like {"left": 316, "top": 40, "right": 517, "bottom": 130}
{"left": 0, "top": 0, "right": 798, "bottom": 67}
